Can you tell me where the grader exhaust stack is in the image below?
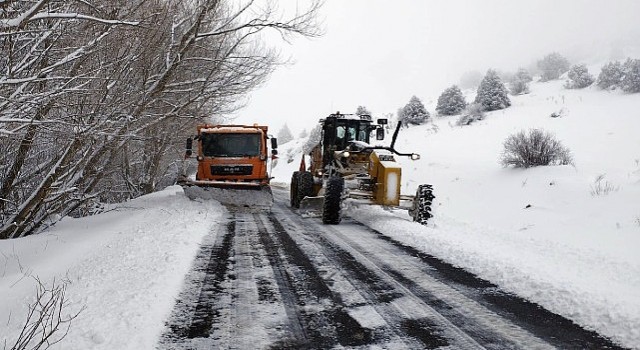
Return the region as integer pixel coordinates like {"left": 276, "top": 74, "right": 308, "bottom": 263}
{"left": 179, "top": 124, "right": 277, "bottom": 210}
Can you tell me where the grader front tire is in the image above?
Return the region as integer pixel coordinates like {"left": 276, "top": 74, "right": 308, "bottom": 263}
{"left": 322, "top": 176, "right": 344, "bottom": 224}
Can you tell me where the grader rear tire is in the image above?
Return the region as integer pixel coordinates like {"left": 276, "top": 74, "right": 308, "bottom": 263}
{"left": 411, "top": 184, "right": 435, "bottom": 225}
{"left": 297, "top": 171, "right": 314, "bottom": 205}
{"left": 290, "top": 171, "right": 300, "bottom": 208}
{"left": 322, "top": 176, "right": 344, "bottom": 224}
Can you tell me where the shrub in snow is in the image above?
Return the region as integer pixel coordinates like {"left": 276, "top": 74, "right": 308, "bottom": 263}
{"left": 537, "top": 52, "right": 571, "bottom": 81}
{"left": 398, "top": 95, "right": 430, "bottom": 126}
{"left": 565, "top": 64, "right": 594, "bottom": 89}
{"left": 590, "top": 174, "right": 619, "bottom": 196}
{"left": 550, "top": 108, "right": 565, "bottom": 118}
{"left": 475, "top": 69, "right": 511, "bottom": 111}
{"left": 277, "top": 123, "right": 294, "bottom": 144}
{"left": 500, "top": 129, "right": 573, "bottom": 168}
{"left": 621, "top": 58, "right": 640, "bottom": 93}
{"left": 456, "top": 102, "right": 485, "bottom": 126}
{"left": 509, "top": 68, "right": 533, "bottom": 95}
{"left": 10, "top": 278, "right": 81, "bottom": 349}
{"left": 597, "top": 61, "right": 624, "bottom": 90}
{"left": 436, "top": 85, "right": 467, "bottom": 116}
{"left": 355, "top": 105, "right": 371, "bottom": 116}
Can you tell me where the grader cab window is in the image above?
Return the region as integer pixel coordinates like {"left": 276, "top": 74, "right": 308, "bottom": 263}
{"left": 333, "top": 121, "right": 371, "bottom": 150}
{"left": 201, "top": 133, "right": 260, "bottom": 157}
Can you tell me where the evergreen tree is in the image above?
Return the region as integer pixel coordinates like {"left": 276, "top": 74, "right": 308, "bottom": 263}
{"left": 475, "top": 69, "right": 511, "bottom": 111}
{"left": 565, "top": 64, "right": 594, "bottom": 89}
{"left": 597, "top": 61, "right": 624, "bottom": 90}
{"left": 621, "top": 58, "right": 640, "bottom": 93}
{"left": 355, "top": 105, "right": 371, "bottom": 117}
{"left": 299, "top": 128, "right": 308, "bottom": 138}
{"left": 436, "top": 85, "right": 467, "bottom": 116}
{"left": 509, "top": 68, "right": 533, "bottom": 95}
{"left": 537, "top": 52, "right": 571, "bottom": 81}
{"left": 398, "top": 96, "right": 430, "bottom": 126}
{"left": 277, "top": 123, "right": 294, "bottom": 144}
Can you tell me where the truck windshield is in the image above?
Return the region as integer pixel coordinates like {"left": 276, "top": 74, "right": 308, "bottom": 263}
{"left": 201, "top": 133, "right": 261, "bottom": 157}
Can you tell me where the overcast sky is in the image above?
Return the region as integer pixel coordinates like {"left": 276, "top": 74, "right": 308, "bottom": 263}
{"left": 233, "top": 0, "right": 640, "bottom": 135}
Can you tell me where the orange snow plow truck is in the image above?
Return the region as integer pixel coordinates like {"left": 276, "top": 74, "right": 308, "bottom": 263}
{"left": 178, "top": 124, "right": 278, "bottom": 209}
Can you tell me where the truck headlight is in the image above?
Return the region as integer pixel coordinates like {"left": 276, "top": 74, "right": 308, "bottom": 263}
{"left": 342, "top": 151, "right": 350, "bottom": 158}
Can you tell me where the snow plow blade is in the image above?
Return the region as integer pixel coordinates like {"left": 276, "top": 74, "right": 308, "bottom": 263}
{"left": 180, "top": 180, "right": 273, "bottom": 211}
{"left": 298, "top": 196, "right": 324, "bottom": 217}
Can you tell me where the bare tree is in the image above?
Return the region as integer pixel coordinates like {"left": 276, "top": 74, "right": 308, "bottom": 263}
{"left": 1, "top": 0, "right": 323, "bottom": 238}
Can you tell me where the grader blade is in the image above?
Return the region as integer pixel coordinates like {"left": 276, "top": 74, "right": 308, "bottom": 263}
{"left": 182, "top": 183, "right": 273, "bottom": 211}
{"left": 298, "top": 196, "right": 324, "bottom": 217}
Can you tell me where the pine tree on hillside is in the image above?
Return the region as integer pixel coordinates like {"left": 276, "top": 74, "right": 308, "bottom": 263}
{"left": 509, "top": 68, "right": 533, "bottom": 95}
{"left": 475, "top": 70, "right": 511, "bottom": 111}
{"left": 277, "top": 123, "right": 294, "bottom": 144}
{"left": 398, "top": 96, "right": 430, "bottom": 126}
{"left": 299, "top": 128, "right": 308, "bottom": 138}
{"left": 355, "top": 105, "right": 371, "bottom": 117}
{"left": 621, "top": 58, "right": 640, "bottom": 93}
{"left": 436, "top": 85, "right": 467, "bottom": 116}
{"left": 565, "top": 64, "right": 594, "bottom": 89}
{"left": 537, "top": 52, "right": 571, "bottom": 81}
{"left": 597, "top": 61, "right": 624, "bottom": 90}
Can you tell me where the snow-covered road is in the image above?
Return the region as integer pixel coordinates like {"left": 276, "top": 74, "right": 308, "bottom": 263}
{"left": 159, "top": 189, "right": 621, "bottom": 349}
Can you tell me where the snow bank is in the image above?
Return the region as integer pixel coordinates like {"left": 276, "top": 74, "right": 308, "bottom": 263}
{"left": 0, "top": 186, "right": 225, "bottom": 350}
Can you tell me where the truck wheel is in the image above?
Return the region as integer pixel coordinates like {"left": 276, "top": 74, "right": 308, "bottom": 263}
{"left": 322, "top": 176, "right": 344, "bottom": 224}
{"left": 411, "top": 184, "right": 435, "bottom": 225}
{"left": 297, "top": 171, "right": 314, "bottom": 205}
{"left": 290, "top": 171, "right": 300, "bottom": 208}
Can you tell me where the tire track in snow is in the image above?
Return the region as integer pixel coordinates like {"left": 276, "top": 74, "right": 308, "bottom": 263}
{"left": 347, "top": 219, "right": 627, "bottom": 349}
{"left": 259, "top": 212, "right": 377, "bottom": 348}
{"left": 159, "top": 215, "right": 235, "bottom": 348}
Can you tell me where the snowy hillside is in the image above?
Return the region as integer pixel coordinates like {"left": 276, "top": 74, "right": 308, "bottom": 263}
{"left": 272, "top": 78, "right": 640, "bottom": 348}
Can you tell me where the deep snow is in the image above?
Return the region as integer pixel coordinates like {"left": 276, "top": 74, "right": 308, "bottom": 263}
{"left": 1, "top": 78, "right": 639, "bottom": 349}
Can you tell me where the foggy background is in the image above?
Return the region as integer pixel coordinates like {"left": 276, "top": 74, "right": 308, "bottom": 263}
{"left": 232, "top": 0, "right": 640, "bottom": 135}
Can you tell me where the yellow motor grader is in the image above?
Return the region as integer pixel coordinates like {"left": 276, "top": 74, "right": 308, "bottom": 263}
{"left": 291, "top": 112, "right": 434, "bottom": 224}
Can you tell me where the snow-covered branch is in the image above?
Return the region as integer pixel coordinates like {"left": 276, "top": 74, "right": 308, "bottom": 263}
{"left": 1, "top": 11, "right": 139, "bottom": 31}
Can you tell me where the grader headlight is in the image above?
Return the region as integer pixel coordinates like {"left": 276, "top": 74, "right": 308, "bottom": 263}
{"left": 335, "top": 150, "right": 350, "bottom": 158}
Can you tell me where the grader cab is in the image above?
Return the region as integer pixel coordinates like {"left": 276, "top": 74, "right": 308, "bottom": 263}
{"left": 291, "top": 112, "right": 434, "bottom": 224}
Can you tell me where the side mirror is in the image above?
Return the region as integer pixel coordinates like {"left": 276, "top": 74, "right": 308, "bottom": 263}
{"left": 376, "top": 127, "right": 385, "bottom": 141}
{"left": 377, "top": 118, "right": 388, "bottom": 125}
{"left": 185, "top": 138, "right": 193, "bottom": 157}
{"left": 271, "top": 137, "right": 278, "bottom": 149}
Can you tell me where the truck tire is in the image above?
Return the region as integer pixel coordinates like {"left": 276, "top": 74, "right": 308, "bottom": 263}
{"left": 322, "top": 176, "right": 344, "bottom": 224}
{"left": 411, "top": 184, "right": 435, "bottom": 225}
{"left": 290, "top": 171, "right": 300, "bottom": 208}
{"left": 297, "top": 171, "right": 314, "bottom": 205}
